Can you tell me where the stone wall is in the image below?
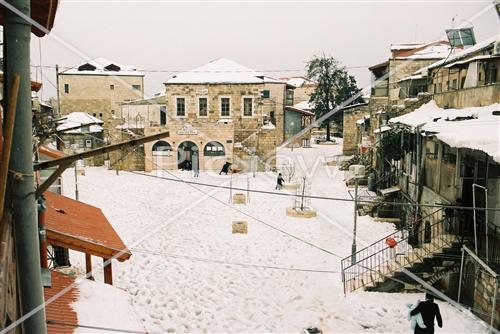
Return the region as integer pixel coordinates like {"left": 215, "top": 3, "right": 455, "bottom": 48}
{"left": 143, "top": 122, "right": 234, "bottom": 172}
{"left": 433, "top": 84, "right": 500, "bottom": 109}
{"left": 342, "top": 105, "right": 370, "bottom": 155}
{"left": 469, "top": 261, "right": 500, "bottom": 329}
{"left": 59, "top": 74, "right": 144, "bottom": 130}
{"left": 388, "top": 59, "right": 440, "bottom": 103}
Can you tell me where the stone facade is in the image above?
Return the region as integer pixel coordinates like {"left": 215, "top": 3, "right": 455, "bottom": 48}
{"left": 150, "top": 81, "right": 284, "bottom": 171}
{"left": 59, "top": 62, "right": 144, "bottom": 132}
{"left": 342, "top": 104, "right": 370, "bottom": 155}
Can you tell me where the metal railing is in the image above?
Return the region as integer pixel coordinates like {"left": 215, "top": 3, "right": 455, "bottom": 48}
{"left": 341, "top": 208, "right": 458, "bottom": 293}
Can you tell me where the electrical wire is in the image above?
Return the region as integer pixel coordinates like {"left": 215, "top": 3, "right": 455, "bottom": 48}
{"left": 127, "top": 171, "right": 500, "bottom": 212}
{"left": 46, "top": 320, "right": 146, "bottom": 334}
{"left": 129, "top": 248, "right": 340, "bottom": 274}
{"left": 30, "top": 64, "right": 371, "bottom": 73}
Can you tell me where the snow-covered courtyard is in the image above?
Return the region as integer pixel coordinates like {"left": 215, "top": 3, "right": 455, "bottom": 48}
{"left": 62, "top": 142, "right": 488, "bottom": 333}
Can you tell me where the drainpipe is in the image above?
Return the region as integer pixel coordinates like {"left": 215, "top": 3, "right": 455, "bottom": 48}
{"left": 4, "top": 0, "right": 47, "bottom": 332}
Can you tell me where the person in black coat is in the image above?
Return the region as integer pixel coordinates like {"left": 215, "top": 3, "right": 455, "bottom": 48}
{"left": 276, "top": 173, "right": 285, "bottom": 190}
{"left": 219, "top": 161, "right": 231, "bottom": 175}
{"left": 410, "top": 292, "right": 443, "bottom": 334}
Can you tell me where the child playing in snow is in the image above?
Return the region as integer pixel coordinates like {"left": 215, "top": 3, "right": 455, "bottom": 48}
{"left": 276, "top": 173, "right": 285, "bottom": 190}
{"left": 407, "top": 300, "right": 426, "bottom": 332}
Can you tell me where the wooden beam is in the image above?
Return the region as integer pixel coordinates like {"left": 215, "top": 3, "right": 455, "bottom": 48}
{"left": 85, "top": 253, "right": 93, "bottom": 280}
{"left": 46, "top": 229, "right": 131, "bottom": 262}
{"left": 0, "top": 74, "right": 20, "bottom": 220}
{"left": 103, "top": 258, "right": 113, "bottom": 285}
{"left": 34, "top": 130, "right": 169, "bottom": 171}
{"left": 35, "top": 162, "right": 70, "bottom": 197}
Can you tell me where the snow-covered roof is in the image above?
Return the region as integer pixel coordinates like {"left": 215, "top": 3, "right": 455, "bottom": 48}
{"left": 391, "top": 43, "right": 426, "bottom": 51}
{"left": 62, "top": 57, "right": 144, "bottom": 76}
{"left": 281, "top": 76, "right": 316, "bottom": 88}
{"left": 72, "top": 276, "right": 145, "bottom": 332}
{"left": 397, "top": 74, "right": 425, "bottom": 83}
{"left": 56, "top": 112, "right": 103, "bottom": 133}
{"left": 394, "top": 43, "right": 452, "bottom": 60}
{"left": 444, "top": 54, "right": 500, "bottom": 68}
{"left": 390, "top": 101, "right": 500, "bottom": 162}
{"left": 428, "top": 36, "right": 498, "bottom": 70}
{"left": 165, "top": 58, "right": 285, "bottom": 84}
{"left": 293, "top": 101, "right": 314, "bottom": 110}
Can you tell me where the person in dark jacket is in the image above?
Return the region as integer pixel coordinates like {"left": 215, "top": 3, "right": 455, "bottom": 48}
{"left": 219, "top": 161, "right": 231, "bottom": 175}
{"left": 276, "top": 173, "right": 285, "bottom": 190}
{"left": 410, "top": 292, "right": 443, "bottom": 334}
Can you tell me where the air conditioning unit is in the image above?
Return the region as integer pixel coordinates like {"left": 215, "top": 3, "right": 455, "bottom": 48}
{"left": 493, "top": 41, "right": 500, "bottom": 56}
{"left": 349, "top": 164, "right": 366, "bottom": 179}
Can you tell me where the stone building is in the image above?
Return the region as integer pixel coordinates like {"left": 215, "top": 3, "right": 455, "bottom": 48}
{"left": 58, "top": 58, "right": 145, "bottom": 132}
{"left": 144, "top": 58, "right": 293, "bottom": 172}
{"left": 343, "top": 40, "right": 453, "bottom": 156}
{"left": 57, "top": 112, "right": 104, "bottom": 166}
{"left": 281, "top": 76, "right": 317, "bottom": 105}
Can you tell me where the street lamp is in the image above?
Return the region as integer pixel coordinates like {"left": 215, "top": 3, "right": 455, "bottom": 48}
{"left": 350, "top": 164, "right": 366, "bottom": 264}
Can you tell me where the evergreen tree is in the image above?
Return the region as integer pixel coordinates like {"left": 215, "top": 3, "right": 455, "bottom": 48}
{"left": 307, "top": 55, "right": 363, "bottom": 140}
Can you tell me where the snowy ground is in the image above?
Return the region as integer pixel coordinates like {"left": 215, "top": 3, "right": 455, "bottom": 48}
{"left": 62, "top": 142, "right": 488, "bottom": 333}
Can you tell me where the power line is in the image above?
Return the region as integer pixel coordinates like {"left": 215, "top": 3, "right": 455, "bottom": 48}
{"left": 29, "top": 64, "right": 370, "bottom": 73}
{"left": 130, "top": 248, "right": 340, "bottom": 274}
{"left": 128, "top": 171, "right": 500, "bottom": 212}
{"left": 46, "top": 320, "right": 146, "bottom": 334}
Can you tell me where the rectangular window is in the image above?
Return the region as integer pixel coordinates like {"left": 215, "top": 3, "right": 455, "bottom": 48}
{"left": 176, "top": 98, "right": 185, "bottom": 116}
{"left": 243, "top": 97, "right": 253, "bottom": 116}
{"left": 452, "top": 79, "right": 457, "bottom": 90}
{"left": 110, "top": 84, "right": 114, "bottom": 90}
{"left": 64, "top": 84, "right": 69, "bottom": 94}
{"left": 160, "top": 106, "right": 167, "bottom": 125}
{"left": 220, "top": 97, "right": 230, "bottom": 116}
{"left": 199, "top": 98, "right": 208, "bottom": 116}
{"left": 132, "top": 85, "right": 141, "bottom": 91}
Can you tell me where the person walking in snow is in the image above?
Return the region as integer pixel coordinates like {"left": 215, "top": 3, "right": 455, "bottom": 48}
{"left": 276, "top": 173, "right": 285, "bottom": 190}
{"left": 219, "top": 161, "right": 231, "bottom": 175}
{"left": 410, "top": 292, "right": 443, "bottom": 334}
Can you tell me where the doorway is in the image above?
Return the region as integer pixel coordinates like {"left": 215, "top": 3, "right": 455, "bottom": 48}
{"left": 177, "top": 141, "right": 199, "bottom": 170}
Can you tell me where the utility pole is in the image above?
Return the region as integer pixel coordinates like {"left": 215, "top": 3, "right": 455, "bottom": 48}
{"left": 350, "top": 165, "right": 364, "bottom": 264}
{"left": 351, "top": 176, "right": 359, "bottom": 264}
{"left": 55, "top": 63, "right": 61, "bottom": 118}
{"left": 5, "top": 0, "right": 47, "bottom": 332}
{"left": 74, "top": 162, "right": 79, "bottom": 200}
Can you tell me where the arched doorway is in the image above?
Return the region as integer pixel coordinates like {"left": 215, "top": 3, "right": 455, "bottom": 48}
{"left": 152, "top": 140, "right": 172, "bottom": 171}
{"left": 177, "top": 141, "right": 199, "bottom": 170}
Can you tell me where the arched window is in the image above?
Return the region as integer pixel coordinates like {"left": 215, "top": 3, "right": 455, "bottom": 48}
{"left": 152, "top": 141, "right": 172, "bottom": 156}
{"left": 204, "top": 141, "right": 225, "bottom": 156}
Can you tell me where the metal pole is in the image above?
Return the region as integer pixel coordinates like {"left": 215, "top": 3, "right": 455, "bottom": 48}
{"left": 458, "top": 247, "right": 465, "bottom": 303}
{"left": 351, "top": 177, "right": 358, "bottom": 264}
{"left": 55, "top": 64, "right": 61, "bottom": 118}
{"left": 491, "top": 279, "right": 498, "bottom": 333}
{"left": 5, "top": 0, "right": 47, "bottom": 331}
{"left": 473, "top": 184, "right": 478, "bottom": 254}
{"left": 486, "top": 188, "right": 489, "bottom": 263}
{"left": 74, "top": 163, "right": 79, "bottom": 201}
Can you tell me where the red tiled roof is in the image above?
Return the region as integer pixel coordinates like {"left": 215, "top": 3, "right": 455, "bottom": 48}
{"left": 44, "top": 271, "right": 78, "bottom": 334}
{"left": 44, "top": 192, "right": 131, "bottom": 261}
{"left": 0, "top": 1, "right": 59, "bottom": 38}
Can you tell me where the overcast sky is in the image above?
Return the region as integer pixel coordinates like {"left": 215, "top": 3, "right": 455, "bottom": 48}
{"left": 30, "top": 0, "right": 499, "bottom": 100}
